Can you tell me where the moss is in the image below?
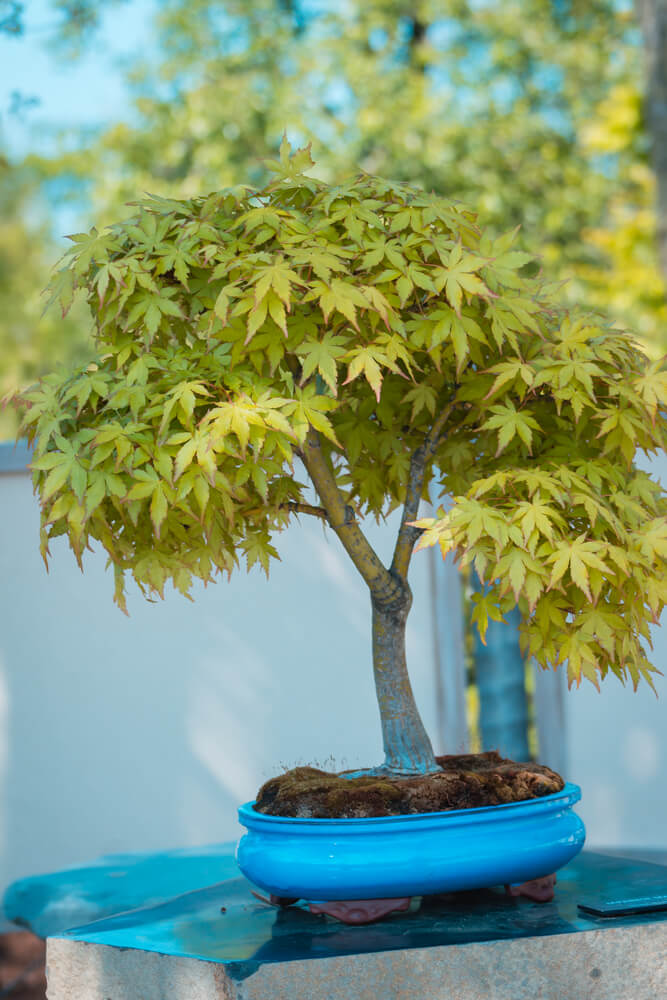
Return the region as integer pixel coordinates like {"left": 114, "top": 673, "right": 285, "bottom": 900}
{"left": 254, "top": 751, "right": 565, "bottom": 818}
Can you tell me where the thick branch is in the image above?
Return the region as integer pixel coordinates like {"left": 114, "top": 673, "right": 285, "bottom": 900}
{"left": 391, "top": 398, "right": 457, "bottom": 580}
{"left": 299, "top": 429, "right": 404, "bottom": 606}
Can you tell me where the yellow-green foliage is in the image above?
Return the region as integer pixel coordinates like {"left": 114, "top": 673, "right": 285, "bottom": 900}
{"left": 19, "top": 143, "right": 667, "bottom": 692}
{"left": 0, "top": 167, "right": 94, "bottom": 437}
{"left": 579, "top": 83, "right": 667, "bottom": 354}
{"left": 4, "top": 0, "right": 663, "bottom": 430}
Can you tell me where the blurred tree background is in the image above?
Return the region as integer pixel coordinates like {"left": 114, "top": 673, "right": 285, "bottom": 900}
{"left": 1, "top": 0, "right": 665, "bottom": 438}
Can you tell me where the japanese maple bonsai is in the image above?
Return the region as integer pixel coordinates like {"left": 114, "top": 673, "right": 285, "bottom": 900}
{"left": 18, "top": 142, "right": 666, "bottom": 805}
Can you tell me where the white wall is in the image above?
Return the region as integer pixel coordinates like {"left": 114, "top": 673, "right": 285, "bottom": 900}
{"left": 564, "top": 448, "right": 667, "bottom": 849}
{"left": 0, "top": 467, "right": 439, "bottom": 899}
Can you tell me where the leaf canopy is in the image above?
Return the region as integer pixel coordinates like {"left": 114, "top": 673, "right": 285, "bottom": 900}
{"left": 19, "top": 143, "right": 667, "bottom": 692}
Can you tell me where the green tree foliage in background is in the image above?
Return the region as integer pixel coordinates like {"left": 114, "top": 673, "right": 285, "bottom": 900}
{"left": 1, "top": 1, "right": 665, "bottom": 441}
{"left": 635, "top": 1, "right": 667, "bottom": 286}
{"left": 18, "top": 146, "right": 667, "bottom": 772}
{"left": 578, "top": 76, "right": 667, "bottom": 349}
{"left": 0, "top": 160, "right": 93, "bottom": 410}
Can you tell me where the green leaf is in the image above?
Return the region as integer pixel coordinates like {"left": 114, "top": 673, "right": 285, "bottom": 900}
{"left": 267, "top": 291, "right": 287, "bottom": 335}
{"left": 150, "top": 485, "right": 168, "bottom": 537}
{"left": 296, "top": 332, "right": 347, "bottom": 395}
{"left": 434, "top": 243, "right": 492, "bottom": 315}
{"left": 481, "top": 403, "right": 541, "bottom": 454}
{"left": 470, "top": 592, "right": 507, "bottom": 644}
{"left": 246, "top": 297, "right": 268, "bottom": 343}
{"left": 318, "top": 280, "right": 369, "bottom": 329}
{"left": 175, "top": 438, "right": 198, "bottom": 479}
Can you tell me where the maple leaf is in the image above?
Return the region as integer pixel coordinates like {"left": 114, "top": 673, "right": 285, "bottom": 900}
{"left": 296, "top": 332, "right": 348, "bottom": 395}
{"left": 250, "top": 260, "right": 302, "bottom": 308}
{"left": 434, "top": 242, "right": 493, "bottom": 315}
{"left": 316, "top": 279, "right": 370, "bottom": 329}
{"left": 470, "top": 592, "right": 507, "bottom": 644}
{"left": 547, "top": 535, "right": 613, "bottom": 600}
{"left": 632, "top": 362, "right": 667, "bottom": 422}
{"left": 637, "top": 518, "right": 667, "bottom": 563}
{"left": 484, "top": 359, "right": 535, "bottom": 399}
{"left": 513, "top": 499, "right": 562, "bottom": 545}
{"left": 402, "top": 383, "right": 437, "bottom": 420}
{"left": 242, "top": 531, "right": 279, "bottom": 575}
{"left": 562, "top": 630, "right": 601, "bottom": 691}
{"left": 343, "top": 344, "right": 401, "bottom": 401}
{"left": 481, "top": 402, "right": 541, "bottom": 454}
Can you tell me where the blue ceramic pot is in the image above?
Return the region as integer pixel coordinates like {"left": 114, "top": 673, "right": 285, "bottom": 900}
{"left": 237, "top": 783, "right": 585, "bottom": 901}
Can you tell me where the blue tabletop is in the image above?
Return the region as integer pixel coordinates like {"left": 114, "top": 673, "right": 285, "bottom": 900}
{"left": 5, "top": 843, "right": 667, "bottom": 977}
{"left": 9, "top": 851, "right": 663, "bottom": 977}
{"left": 3, "top": 843, "right": 239, "bottom": 939}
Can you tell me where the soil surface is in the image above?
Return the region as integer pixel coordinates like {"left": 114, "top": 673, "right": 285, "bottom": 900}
{"left": 255, "top": 750, "right": 565, "bottom": 819}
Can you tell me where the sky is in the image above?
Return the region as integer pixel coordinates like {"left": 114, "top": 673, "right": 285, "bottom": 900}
{"left": 0, "top": 0, "right": 158, "bottom": 158}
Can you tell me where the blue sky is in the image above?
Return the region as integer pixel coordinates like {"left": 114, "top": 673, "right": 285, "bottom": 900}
{"left": 0, "top": 0, "right": 158, "bottom": 158}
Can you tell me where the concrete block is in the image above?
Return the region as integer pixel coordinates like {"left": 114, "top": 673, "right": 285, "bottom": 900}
{"left": 47, "top": 921, "right": 666, "bottom": 1000}
{"left": 45, "top": 852, "right": 667, "bottom": 1000}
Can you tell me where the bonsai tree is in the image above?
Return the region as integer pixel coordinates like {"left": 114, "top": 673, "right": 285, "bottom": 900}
{"left": 18, "top": 141, "right": 666, "bottom": 781}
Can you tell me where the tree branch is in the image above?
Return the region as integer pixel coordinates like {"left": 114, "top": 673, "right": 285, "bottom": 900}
{"left": 244, "top": 501, "right": 328, "bottom": 522}
{"left": 391, "top": 398, "right": 457, "bottom": 580}
{"left": 286, "top": 501, "right": 328, "bottom": 521}
{"left": 299, "top": 428, "right": 405, "bottom": 606}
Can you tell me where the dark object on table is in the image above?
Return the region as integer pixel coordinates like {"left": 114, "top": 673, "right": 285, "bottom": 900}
{"left": 0, "top": 931, "right": 46, "bottom": 1000}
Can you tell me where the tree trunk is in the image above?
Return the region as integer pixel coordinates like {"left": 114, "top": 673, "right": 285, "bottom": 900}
{"left": 636, "top": 0, "right": 667, "bottom": 284}
{"left": 299, "top": 428, "right": 442, "bottom": 777}
{"left": 371, "top": 581, "right": 440, "bottom": 775}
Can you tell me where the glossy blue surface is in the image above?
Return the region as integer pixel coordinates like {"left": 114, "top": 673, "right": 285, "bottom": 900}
{"left": 236, "top": 783, "right": 586, "bottom": 901}
{"left": 2, "top": 844, "right": 238, "bottom": 939}
{"left": 53, "top": 852, "right": 667, "bottom": 972}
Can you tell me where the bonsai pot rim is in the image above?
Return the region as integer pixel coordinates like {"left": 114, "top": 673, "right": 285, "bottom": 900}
{"left": 238, "top": 781, "right": 581, "bottom": 830}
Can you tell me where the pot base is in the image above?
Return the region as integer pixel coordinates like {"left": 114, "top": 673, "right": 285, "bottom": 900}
{"left": 307, "top": 878, "right": 558, "bottom": 923}
{"left": 255, "top": 874, "right": 558, "bottom": 924}
{"left": 505, "top": 873, "right": 557, "bottom": 903}
{"left": 253, "top": 874, "right": 556, "bottom": 925}
{"left": 308, "top": 897, "right": 412, "bottom": 923}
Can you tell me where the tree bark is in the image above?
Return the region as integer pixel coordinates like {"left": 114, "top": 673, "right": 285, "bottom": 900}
{"left": 635, "top": 0, "right": 667, "bottom": 284}
{"left": 299, "top": 428, "right": 439, "bottom": 775}
{"left": 371, "top": 581, "right": 440, "bottom": 774}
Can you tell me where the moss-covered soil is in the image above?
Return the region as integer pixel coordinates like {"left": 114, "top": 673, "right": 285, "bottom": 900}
{"left": 254, "top": 750, "right": 564, "bottom": 818}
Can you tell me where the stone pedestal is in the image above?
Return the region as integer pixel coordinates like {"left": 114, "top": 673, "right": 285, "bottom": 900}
{"left": 47, "top": 920, "right": 665, "bottom": 1000}
{"left": 43, "top": 853, "right": 667, "bottom": 1000}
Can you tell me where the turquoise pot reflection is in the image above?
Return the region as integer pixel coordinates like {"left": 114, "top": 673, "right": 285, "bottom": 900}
{"left": 236, "top": 783, "right": 586, "bottom": 901}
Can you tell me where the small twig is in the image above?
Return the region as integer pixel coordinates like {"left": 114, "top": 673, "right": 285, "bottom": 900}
{"left": 422, "top": 392, "right": 459, "bottom": 462}
{"left": 244, "top": 501, "right": 328, "bottom": 522}
{"left": 391, "top": 393, "right": 459, "bottom": 580}
{"left": 286, "top": 501, "right": 328, "bottom": 521}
